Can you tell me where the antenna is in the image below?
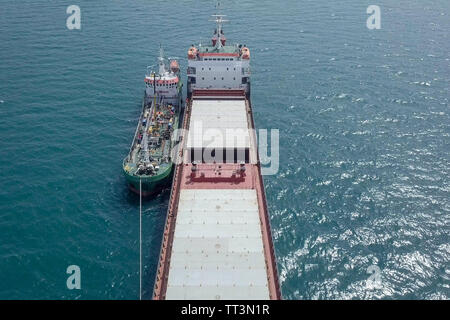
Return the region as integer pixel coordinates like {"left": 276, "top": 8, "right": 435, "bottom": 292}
{"left": 209, "top": 2, "right": 229, "bottom": 49}
{"left": 158, "top": 44, "right": 167, "bottom": 75}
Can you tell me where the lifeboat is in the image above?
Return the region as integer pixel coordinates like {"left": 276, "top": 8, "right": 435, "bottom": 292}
{"left": 211, "top": 36, "right": 218, "bottom": 46}
{"left": 241, "top": 46, "right": 250, "bottom": 59}
{"left": 220, "top": 36, "right": 226, "bottom": 46}
{"left": 170, "top": 60, "right": 179, "bottom": 73}
{"left": 188, "top": 46, "right": 198, "bottom": 59}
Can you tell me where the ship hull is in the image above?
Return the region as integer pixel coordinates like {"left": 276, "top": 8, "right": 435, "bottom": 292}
{"left": 124, "top": 163, "right": 173, "bottom": 197}
{"left": 123, "top": 87, "right": 183, "bottom": 197}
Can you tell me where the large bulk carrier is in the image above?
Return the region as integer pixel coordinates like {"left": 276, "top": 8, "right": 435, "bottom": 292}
{"left": 153, "top": 14, "right": 281, "bottom": 300}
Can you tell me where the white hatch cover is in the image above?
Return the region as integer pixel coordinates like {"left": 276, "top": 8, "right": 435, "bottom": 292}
{"left": 186, "top": 99, "right": 251, "bottom": 150}
{"left": 165, "top": 189, "right": 270, "bottom": 300}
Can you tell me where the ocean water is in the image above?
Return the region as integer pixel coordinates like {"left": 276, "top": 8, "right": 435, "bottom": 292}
{"left": 0, "top": 0, "right": 449, "bottom": 299}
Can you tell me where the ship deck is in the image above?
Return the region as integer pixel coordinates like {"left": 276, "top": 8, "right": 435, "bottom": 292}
{"left": 153, "top": 90, "right": 281, "bottom": 300}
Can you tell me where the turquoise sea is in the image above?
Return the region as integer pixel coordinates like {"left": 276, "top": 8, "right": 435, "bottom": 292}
{"left": 0, "top": 0, "right": 449, "bottom": 299}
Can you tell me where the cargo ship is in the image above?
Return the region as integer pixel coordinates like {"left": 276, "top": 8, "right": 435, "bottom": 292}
{"left": 123, "top": 47, "right": 183, "bottom": 196}
{"left": 153, "top": 14, "right": 282, "bottom": 299}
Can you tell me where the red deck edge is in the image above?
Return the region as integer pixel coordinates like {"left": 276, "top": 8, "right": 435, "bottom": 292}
{"left": 192, "top": 89, "right": 246, "bottom": 98}
{"left": 198, "top": 52, "right": 239, "bottom": 57}
{"left": 245, "top": 98, "right": 282, "bottom": 300}
{"left": 180, "top": 163, "right": 256, "bottom": 189}
{"left": 152, "top": 98, "right": 282, "bottom": 300}
{"left": 152, "top": 99, "right": 191, "bottom": 301}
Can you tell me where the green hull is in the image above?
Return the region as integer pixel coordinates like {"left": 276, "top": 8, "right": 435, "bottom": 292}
{"left": 123, "top": 161, "right": 173, "bottom": 196}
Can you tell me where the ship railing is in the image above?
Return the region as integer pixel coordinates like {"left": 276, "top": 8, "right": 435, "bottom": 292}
{"left": 256, "top": 162, "right": 282, "bottom": 299}
{"left": 245, "top": 97, "right": 282, "bottom": 300}
{"left": 127, "top": 98, "right": 151, "bottom": 158}
{"left": 152, "top": 99, "right": 190, "bottom": 300}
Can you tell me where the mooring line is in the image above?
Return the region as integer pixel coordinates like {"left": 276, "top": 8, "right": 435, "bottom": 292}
{"left": 139, "top": 178, "right": 142, "bottom": 300}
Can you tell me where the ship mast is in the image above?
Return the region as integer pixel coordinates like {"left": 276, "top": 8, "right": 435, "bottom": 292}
{"left": 158, "top": 45, "right": 167, "bottom": 75}
{"left": 210, "top": 2, "right": 228, "bottom": 50}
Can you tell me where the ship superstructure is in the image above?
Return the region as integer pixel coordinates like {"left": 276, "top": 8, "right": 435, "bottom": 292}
{"left": 145, "top": 47, "right": 181, "bottom": 106}
{"left": 153, "top": 14, "right": 281, "bottom": 299}
{"left": 186, "top": 14, "right": 251, "bottom": 97}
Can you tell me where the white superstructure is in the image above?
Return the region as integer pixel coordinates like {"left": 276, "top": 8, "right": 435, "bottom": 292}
{"left": 145, "top": 46, "right": 181, "bottom": 105}
{"left": 187, "top": 15, "right": 251, "bottom": 97}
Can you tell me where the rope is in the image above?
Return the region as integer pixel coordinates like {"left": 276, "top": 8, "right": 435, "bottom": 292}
{"left": 139, "top": 178, "right": 142, "bottom": 300}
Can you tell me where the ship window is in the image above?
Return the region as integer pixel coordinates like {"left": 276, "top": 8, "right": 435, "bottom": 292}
{"left": 233, "top": 77, "right": 236, "bottom": 80}
{"left": 202, "top": 77, "right": 204, "bottom": 80}
{"left": 222, "top": 77, "right": 224, "bottom": 80}
{"left": 187, "top": 67, "right": 196, "bottom": 74}
{"left": 227, "top": 67, "right": 229, "bottom": 71}
{"left": 214, "top": 77, "right": 216, "bottom": 80}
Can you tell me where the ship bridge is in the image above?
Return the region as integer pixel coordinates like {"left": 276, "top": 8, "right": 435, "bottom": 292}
{"left": 187, "top": 14, "right": 251, "bottom": 96}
